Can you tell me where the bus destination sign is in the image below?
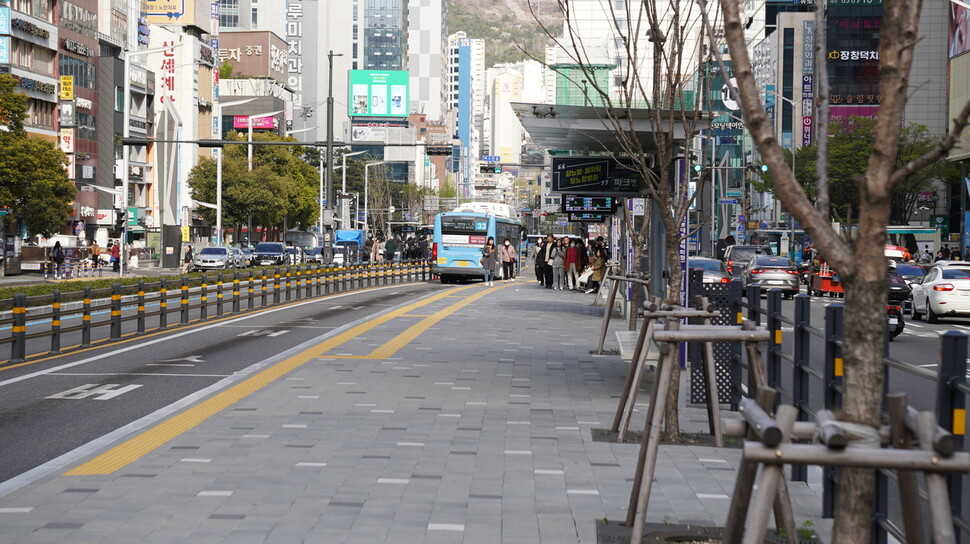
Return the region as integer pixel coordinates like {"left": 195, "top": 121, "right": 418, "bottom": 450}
{"left": 562, "top": 195, "right": 616, "bottom": 214}
{"left": 568, "top": 213, "right": 607, "bottom": 223}
{"left": 551, "top": 157, "right": 645, "bottom": 196}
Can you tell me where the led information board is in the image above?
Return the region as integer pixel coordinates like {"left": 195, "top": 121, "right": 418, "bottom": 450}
{"left": 348, "top": 70, "right": 410, "bottom": 117}
{"left": 562, "top": 195, "right": 616, "bottom": 213}
{"left": 568, "top": 213, "right": 606, "bottom": 223}
{"left": 551, "top": 157, "right": 645, "bottom": 196}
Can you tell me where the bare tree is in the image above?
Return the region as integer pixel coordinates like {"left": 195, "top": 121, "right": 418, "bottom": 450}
{"left": 714, "top": 0, "right": 970, "bottom": 540}
{"left": 530, "top": 0, "right": 720, "bottom": 440}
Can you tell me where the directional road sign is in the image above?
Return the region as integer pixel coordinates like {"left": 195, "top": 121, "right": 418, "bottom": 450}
{"left": 481, "top": 155, "right": 500, "bottom": 162}
{"left": 726, "top": 189, "right": 743, "bottom": 198}
{"left": 717, "top": 198, "right": 739, "bottom": 205}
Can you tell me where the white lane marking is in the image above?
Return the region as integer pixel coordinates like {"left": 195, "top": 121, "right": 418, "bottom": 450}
{"left": 46, "top": 383, "right": 142, "bottom": 400}
{"left": 566, "top": 489, "right": 600, "bottom": 495}
{"left": 535, "top": 469, "right": 563, "bottom": 475}
{"left": 0, "top": 507, "right": 33, "bottom": 513}
{"left": 237, "top": 329, "right": 290, "bottom": 337}
{"left": 296, "top": 462, "right": 327, "bottom": 467}
{"left": 377, "top": 478, "right": 409, "bottom": 484}
{"left": 197, "top": 491, "right": 232, "bottom": 497}
{"left": 159, "top": 356, "right": 205, "bottom": 364}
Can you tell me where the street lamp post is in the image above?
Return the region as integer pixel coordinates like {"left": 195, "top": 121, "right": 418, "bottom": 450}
{"left": 324, "top": 51, "right": 343, "bottom": 245}
{"left": 765, "top": 90, "right": 804, "bottom": 257}
{"left": 212, "top": 98, "right": 256, "bottom": 244}
{"left": 364, "top": 161, "right": 386, "bottom": 237}
{"left": 120, "top": 41, "right": 184, "bottom": 277}
{"left": 246, "top": 109, "right": 285, "bottom": 172}
{"left": 342, "top": 150, "right": 367, "bottom": 227}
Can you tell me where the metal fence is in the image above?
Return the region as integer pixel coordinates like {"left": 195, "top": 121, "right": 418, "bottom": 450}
{"left": 0, "top": 260, "right": 432, "bottom": 364}
{"left": 733, "top": 284, "right": 968, "bottom": 544}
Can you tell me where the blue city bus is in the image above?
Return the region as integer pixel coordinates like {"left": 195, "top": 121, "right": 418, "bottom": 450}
{"left": 432, "top": 210, "right": 523, "bottom": 283}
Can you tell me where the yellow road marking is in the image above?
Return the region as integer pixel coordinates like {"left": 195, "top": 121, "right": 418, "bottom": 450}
{"left": 327, "top": 285, "right": 507, "bottom": 359}
{"left": 63, "top": 284, "right": 473, "bottom": 475}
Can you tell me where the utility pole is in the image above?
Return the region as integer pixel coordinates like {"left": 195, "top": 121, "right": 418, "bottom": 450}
{"left": 326, "top": 50, "right": 343, "bottom": 258}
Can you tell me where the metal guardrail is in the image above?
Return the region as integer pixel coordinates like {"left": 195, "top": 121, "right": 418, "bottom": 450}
{"left": 737, "top": 285, "right": 968, "bottom": 544}
{"left": 0, "top": 260, "right": 432, "bottom": 364}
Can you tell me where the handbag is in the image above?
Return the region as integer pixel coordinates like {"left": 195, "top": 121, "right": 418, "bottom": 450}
{"left": 578, "top": 267, "right": 593, "bottom": 283}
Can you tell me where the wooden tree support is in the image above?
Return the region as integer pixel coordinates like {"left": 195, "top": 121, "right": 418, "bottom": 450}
{"left": 595, "top": 269, "right": 650, "bottom": 354}
{"left": 626, "top": 311, "right": 772, "bottom": 543}
{"left": 722, "top": 390, "right": 970, "bottom": 544}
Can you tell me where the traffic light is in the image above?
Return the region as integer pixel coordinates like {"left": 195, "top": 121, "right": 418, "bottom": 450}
{"left": 112, "top": 209, "right": 126, "bottom": 238}
{"left": 480, "top": 165, "right": 502, "bottom": 174}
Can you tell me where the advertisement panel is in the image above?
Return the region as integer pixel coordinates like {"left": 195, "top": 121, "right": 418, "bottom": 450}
{"left": 144, "top": 0, "right": 210, "bottom": 27}
{"left": 59, "top": 76, "right": 74, "bottom": 100}
{"left": 550, "top": 157, "right": 645, "bottom": 196}
{"left": 0, "top": 37, "right": 8, "bottom": 65}
{"left": 233, "top": 115, "right": 277, "bottom": 129}
{"left": 348, "top": 70, "right": 409, "bottom": 117}
{"left": 217, "top": 31, "right": 288, "bottom": 82}
{"left": 0, "top": 6, "right": 9, "bottom": 33}
{"left": 350, "top": 126, "right": 387, "bottom": 142}
{"left": 951, "top": 3, "right": 970, "bottom": 57}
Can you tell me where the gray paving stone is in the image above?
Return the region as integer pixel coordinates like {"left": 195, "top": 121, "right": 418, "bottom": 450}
{"left": 0, "top": 281, "right": 829, "bottom": 543}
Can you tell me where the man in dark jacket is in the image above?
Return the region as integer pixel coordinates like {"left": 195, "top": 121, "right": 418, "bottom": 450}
{"left": 384, "top": 236, "right": 398, "bottom": 261}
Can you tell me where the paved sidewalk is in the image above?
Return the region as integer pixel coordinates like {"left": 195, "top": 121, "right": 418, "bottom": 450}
{"left": 0, "top": 278, "right": 829, "bottom": 543}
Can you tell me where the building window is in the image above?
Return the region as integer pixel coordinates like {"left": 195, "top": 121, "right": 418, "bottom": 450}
{"left": 251, "top": 7, "right": 257, "bottom": 26}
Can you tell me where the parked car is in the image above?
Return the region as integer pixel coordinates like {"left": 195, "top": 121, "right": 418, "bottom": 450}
{"left": 229, "top": 247, "right": 244, "bottom": 268}
{"left": 192, "top": 246, "right": 232, "bottom": 271}
{"left": 305, "top": 247, "right": 326, "bottom": 264}
{"left": 722, "top": 244, "right": 773, "bottom": 277}
{"left": 251, "top": 242, "right": 288, "bottom": 266}
{"left": 688, "top": 257, "right": 733, "bottom": 284}
{"left": 911, "top": 261, "right": 970, "bottom": 323}
{"left": 741, "top": 255, "right": 800, "bottom": 298}
{"left": 285, "top": 246, "right": 303, "bottom": 265}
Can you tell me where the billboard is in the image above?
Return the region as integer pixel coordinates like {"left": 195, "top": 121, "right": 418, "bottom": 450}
{"left": 144, "top": 0, "right": 211, "bottom": 28}
{"left": 233, "top": 115, "right": 278, "bottom": 129}
{"left": 951, "top": 3, "right": 970, "bottom": 57}
{"left": 348, "top": 70, "right": 409, "bottom": 117}
{"left": 217, "top": 31, "right": 288, "bottom": 83}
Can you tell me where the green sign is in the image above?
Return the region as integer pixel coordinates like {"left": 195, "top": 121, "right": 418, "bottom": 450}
{"left": 127, "top": 206, "right": 138, "bottom": 226}
{"left": 348, "top": 70, "right": 410, "bottom": 117}
{"left": 931, "top": 214, "right": 949, "bottom": 237}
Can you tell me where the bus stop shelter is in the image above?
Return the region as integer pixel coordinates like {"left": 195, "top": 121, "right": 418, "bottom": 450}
{"left": 510, "top": 102, "right": 709, "bottom": 298}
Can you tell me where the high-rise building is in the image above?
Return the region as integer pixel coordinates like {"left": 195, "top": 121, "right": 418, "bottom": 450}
{"left": 406, "top": 0, "right": 446, "bottom": 120}
{"left": 1, "top": 0, "right": 59, "bottom": 140}
{"left": 488, "top": 69, "right": 524, "bottom": 165}
{"left": 447, "top": 31, "right": 484, "bottom": 197}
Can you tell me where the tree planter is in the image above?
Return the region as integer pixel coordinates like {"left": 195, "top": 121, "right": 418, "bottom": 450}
{"left": 595, "top": 520, "right": 822, "bottom": 544}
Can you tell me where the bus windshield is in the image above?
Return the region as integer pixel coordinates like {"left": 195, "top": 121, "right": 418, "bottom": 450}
{"left": 440, "top": 215, "right": 488, "bottom": 246}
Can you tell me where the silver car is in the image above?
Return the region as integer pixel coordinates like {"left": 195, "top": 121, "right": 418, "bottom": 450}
{"left": 192, "top": 246, "right": 232, "bottom": 271}
{"left": 741, "top": 255, "right": 800, "bottom": 298}
{"left": 688, "top": 257, "right": 733, "bottom": 284}
{"left": 230, "top": 247, "right": 244, "bottom": 268}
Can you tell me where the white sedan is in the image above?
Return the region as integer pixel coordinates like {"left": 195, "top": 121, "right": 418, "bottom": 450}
{"left": 911, "top": 262, "right": 970, "bottom": 323}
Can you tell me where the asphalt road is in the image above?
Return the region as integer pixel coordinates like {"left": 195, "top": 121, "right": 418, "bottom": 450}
{"left": 0, "top": 281, "right": 446, "bottom": 485}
